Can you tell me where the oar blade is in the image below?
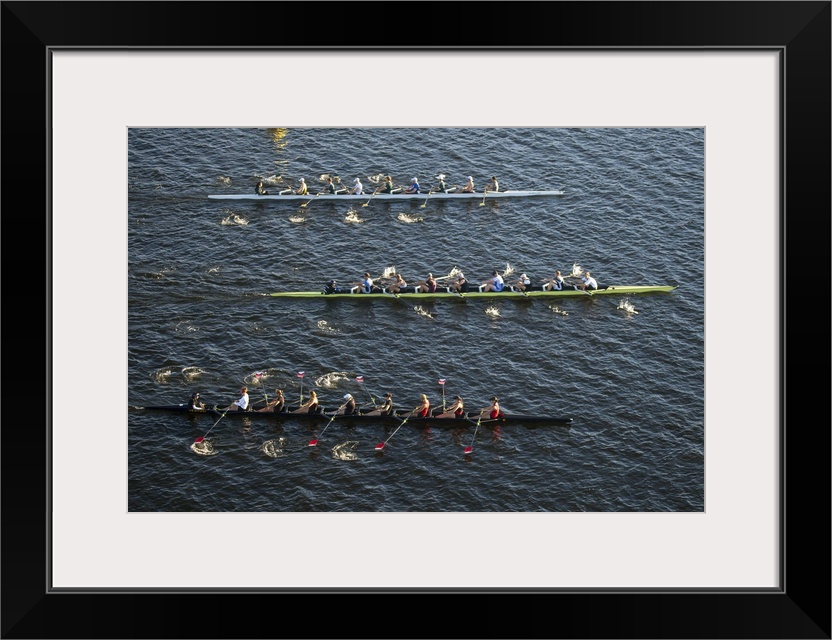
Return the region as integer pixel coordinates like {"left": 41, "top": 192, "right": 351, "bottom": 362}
{"left": 463, "top": 445, "right": 473, "bottom": 455}
{"left": 308, "top": 438, "right": 318, "bottom": 447}
{"left": 374, "top": 442, "right": 385, "bottom": 451}
{"left": 195, "top": 436, "right": 204, "bottom": 443}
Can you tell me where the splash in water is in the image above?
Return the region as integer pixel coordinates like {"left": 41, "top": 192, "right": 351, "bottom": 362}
{"left": 315, "top": 371, "right": 351, "bottom": 388}
{"left": 288, "top": 215, "right": 306, "bottom": 224}
{"left": 548, "top": 305, "right": 569, "bottom": 316}
{"left": 485, "top": 306, "right": 501, "bottom": 318}
{"left": 413, "top": 305, "right": 434, "bottom": 319}
{"left": 207, "top": 266, "right": 221, "bottom": 274}
{"left": 217, "top": 176, "right": 231, "bottom": 185}
{"left": 502, "top": 262, "right": 515, "bottom": 278}
{"left": 263, "top": 174, "right": 283, "bottom": 185}
{"left": 569, "top": 263, "right": 583, "bottom": 277}
{"left": 221, "top": 214, "right": 248, "bottom": 226}
{"left": 191, "top": 439, "right": 217, "bottom": 456}
{"left": 367, "top": 173, "right": 385, "bottom": 184}
{"left": 332, "top": 441, "right": 359, "bottom": 461}
{"left": 150, "top": 367, "right": 178, "bottom": 383}
{"left": 397, "top": 213, "right": 423, "bottom": 223}
{"left": 182, "top": 366, "right": 206, "bottom": 381}
{"left": 617, "top": 298, "right": 639, "bottom": 315}
{"left": 344, "top": 210, "right": 365, "bottom": 224}
{"left": 261, "top": 438, "right": 287, "bottom": 458}
{"left": 316, "top": 320, "right": 339, "bottom": 334}
{"left": 380, "top": 266, "right": 396, "bottom": 278}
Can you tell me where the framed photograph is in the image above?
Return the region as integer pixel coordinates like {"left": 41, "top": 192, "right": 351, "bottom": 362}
{"left": 5, "top": 2, "right": 828, "bottom": 638}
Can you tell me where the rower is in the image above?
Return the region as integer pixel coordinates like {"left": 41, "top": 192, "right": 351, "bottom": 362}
{"left": 375, "top": 175, "right": 398, "bottom": 194}
{"left": 436, "top": 395, "right": 465, "bottom": 419}
{"left": 353, "top": 272, "right": 379, "bottom": 294}
{"left": 387, "top": 273, "right": 408, "bottom": 294}
{"left": 257, "top": 389, "right": 285, "bottom": 413}
{"left": 415, "top": 394, "right": 431, "bottom": 417}
{"left": 480, "top": 270, "right": 505, "bottom": 292}
{"left": 460, "top": 176, "right": 475, "bottom": 193}
{"left": 348, "top": 177, "right": 363, "bottom": 195}
{"left": 543, "top": 270, "right": 565, "bottom": 291}
{"left": 294, "top": 178, "right": 308, "bottom": 195}
{"left": 337, "top": 393, "right": 358, "bottom": 416}
{"left": 188, "top": 392, "right": 206, "bottom": 410}
{"left": 224, "top": 387, "right": 250, "bottom": 412}
{"left": 482, "top": 396, "right": 504, "bottom": 419}
{"left": 364, "top": 392, "right": 394, "bottom": 416}
{"left": 514, "top": 273, "right": 532, "bottom": 292}
{"left": 292, "top": 389, "right": 319, "bottom": 414}
{"left": 404, "top": 177, "right": 420, "bottom": 194}
{"left": 434, "top": 174, "right": 456, "bottom": 193}
{"left": 322, "top": 177, "right": 338, "bottom": 194}
{"left": 255, "top": 181, "right": 269, "bottom": 196}
{"left": 485, "top": 176, "right": 499, "bottom": 193}
{"left": 449, "top": 272, "right": 470, "bottom": 293}
{"left": 416, "top": 273, "right": 437, "bottom": 293}
{"left": 580, "top": 271, "right": 598, "bottom": 291}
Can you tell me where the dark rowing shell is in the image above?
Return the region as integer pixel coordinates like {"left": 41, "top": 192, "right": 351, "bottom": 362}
{"left": 138, "top": 404, "right": 573, "bottom": 426}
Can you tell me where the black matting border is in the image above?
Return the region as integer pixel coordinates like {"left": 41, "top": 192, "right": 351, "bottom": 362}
{"left": 2, "top": 2, "right": 829, "bottom": 638}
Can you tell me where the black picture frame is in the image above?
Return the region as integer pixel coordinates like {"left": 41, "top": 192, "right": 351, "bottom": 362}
{"left": 3, "top": 2, "right": 829, "bottom": 638}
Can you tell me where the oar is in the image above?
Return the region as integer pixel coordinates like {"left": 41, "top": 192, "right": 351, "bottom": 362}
{"left": 355, "top": 375, "right": 376, "bottom": 406}
{"left": 438, "top": 378, "right": 446, "bottom": 411}
{"left": 297, "top": 371, "right": 305, "bottom": 405}
{"left": 463, "top": 410, "right": 486, "bottom": 455}
{"left": 308, "top": 400, "right": 350, "bottom": 447}
{"left": 195, "top": 406, "right": 231, "bottom": 444}
{"left": 420, "top": 189, "right": 433, "bottom": 208}
{"left": 300, "top": 191, "right": 325, "bottom": 208}
{"left": 479, "top": 189, "right": 488, "bottom": 206}
{"left": 255, "top": 372, "right": 268, "bottom": 405}
{"left": 375, "top": 407, "right": 418, "bottom": 451}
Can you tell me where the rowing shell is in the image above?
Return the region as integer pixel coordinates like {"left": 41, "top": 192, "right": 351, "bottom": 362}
{"left": 208, "top": 190, "right": 565, "bottom": 201}
{"left": 138, "top": 404, "right": 573, "bottom": 426}
{"left": 269, "top": 285, "right": 678, "bottom": 299}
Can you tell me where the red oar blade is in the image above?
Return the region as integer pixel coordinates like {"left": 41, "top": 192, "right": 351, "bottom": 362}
{"left": 308, "top": 439, "right": 318, "bottom": 447}
{"left": 463, "top": 446, "right": 473, "bottom": 455}
{"left": 375, "top": 442, "right": 385, "bottom": 451}
{"left": 195, "top": 436, "right": 204, "bottom": 443}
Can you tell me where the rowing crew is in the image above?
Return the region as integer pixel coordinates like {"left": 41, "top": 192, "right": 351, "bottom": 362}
{"left": 255, "top": 174, "right": 501, "bottom": 196}
{"left": 322, "top": 268, "right": 602, "bottom": 295}
{"left": 186, "top": 389, "right": 505, "bottom": 420}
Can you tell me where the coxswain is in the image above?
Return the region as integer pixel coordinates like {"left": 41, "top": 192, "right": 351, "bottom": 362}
{"left": 255, "top": 181, "right": 269, "bottom": 195}
{"left": 323, "top": 279, "right": 341, "bottom": 295}
{"left": 188, "top": 392, "right": 206, "bottom": 410}
{"left": 224, "top": 387, "right": 250, "bottom": 412}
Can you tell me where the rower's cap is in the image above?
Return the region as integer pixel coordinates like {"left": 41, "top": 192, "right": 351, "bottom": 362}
{"left": 520, "top": 273, "right": 527, "bottom": 278}
{"left": 412, "top": 177, "right": 418, "bottom": 182}
{"left": 353, "top": 177, "right": 360, "bottom": 183}
{"left": 299, "top": 177, "right": 305, "bottom": 182}
{"left": 192, "top": 392, "right": 199, "bottom": 398}
{"left": 427, "top": 273, "right": 433, "bottom": 278}
{"left": 468, "top": 176, "right": 473, "bottom": 180}
{"left": 457, "top": 272, "right": 465, "bottom": 279}
{"left": 343, "top": 394, "right": 352, "bottom": 400}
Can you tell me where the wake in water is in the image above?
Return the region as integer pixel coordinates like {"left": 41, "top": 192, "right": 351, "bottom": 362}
{"left": 315, "top": 320, "right": 339, "bottom": 335}
{"left": 191, "top": 439, "right": 217, "bottom": 456}
{"left": 617, "top": 298, "right": 639, "bottom": 314}
{"left": 261, "top": 437, "right": 287, "bottom": 458}
{"left": 221, "top": 214, "right": 248, "bottom": 226}
{"left": 344, "top": 210, "right": 365, "bottom": 224}
{"left": 397, "top": 213, "right": 423, "bottom": 223}
{"left": 174, "top": 321, "right": 200, "bottom": 334}
{"left": 548, "top": 305, "right": 569, "bottom": 316}
{"left": 332, "top": 441, "right": 359, "bottom": 461}
{"left": 315, "top": 371, "right": 352, "bottom": 388}
{"left": 413, "top": 305, "right": 434, "bottom": 319}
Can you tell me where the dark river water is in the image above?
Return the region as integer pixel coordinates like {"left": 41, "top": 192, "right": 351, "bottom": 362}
{"left": 127, "top": 127, "right": 704, "bottom": 512}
